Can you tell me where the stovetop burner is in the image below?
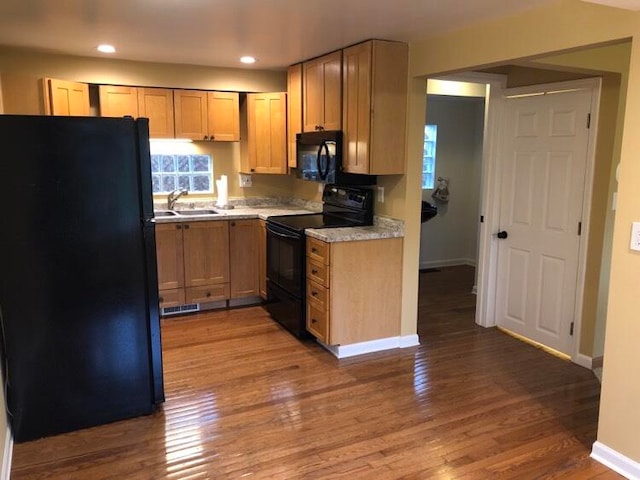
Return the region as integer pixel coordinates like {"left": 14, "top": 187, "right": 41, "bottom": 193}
{"left": 267, "top": 184, "right": 374, "bottom": 233}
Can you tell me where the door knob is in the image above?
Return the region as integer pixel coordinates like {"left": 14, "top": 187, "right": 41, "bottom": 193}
{"left": 497, "top": 230, "right": 508, "bottom": 239}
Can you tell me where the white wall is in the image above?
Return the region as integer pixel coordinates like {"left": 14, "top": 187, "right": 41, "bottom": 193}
{"left": 419, "top": 95, "right": 485, "bottom": 269}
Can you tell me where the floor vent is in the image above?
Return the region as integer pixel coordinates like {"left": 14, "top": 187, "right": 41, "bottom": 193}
{"left": 162, "top": 304, "right": 200, "bottom": 316}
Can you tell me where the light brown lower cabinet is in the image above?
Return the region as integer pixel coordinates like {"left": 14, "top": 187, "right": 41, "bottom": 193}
{"left": 306, "top": 236, "right": 402, "bottom": 345}
{"left": 156, "top": 219, "right": 260, "bottom": 313}
{"left": 258, "top": 220, "right": 267, "bottom": 299}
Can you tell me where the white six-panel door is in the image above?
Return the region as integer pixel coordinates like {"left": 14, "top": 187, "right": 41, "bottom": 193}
{"left": 495, "top": 88, "right": 592, "bottom": 355}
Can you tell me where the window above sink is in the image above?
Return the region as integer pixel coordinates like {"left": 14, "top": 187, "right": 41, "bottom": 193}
{"left": 150, "top": 153, "right": 213, "bottom": 194}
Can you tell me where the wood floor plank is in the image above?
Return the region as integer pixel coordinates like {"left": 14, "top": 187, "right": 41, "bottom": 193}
{"left": 11, "top": 266, "right": 620, "bottom": 479}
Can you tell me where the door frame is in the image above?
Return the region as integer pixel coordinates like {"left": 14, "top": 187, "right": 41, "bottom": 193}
{"left": 476, "top": 77, "right": 602, "bottom": 367}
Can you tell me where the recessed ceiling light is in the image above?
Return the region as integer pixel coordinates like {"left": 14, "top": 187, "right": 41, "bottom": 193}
{"left": 97, "top": 44, "right": 116, "bottom": 54}
{"left": 240, "top": 56, "right": 256, "bottom": 64}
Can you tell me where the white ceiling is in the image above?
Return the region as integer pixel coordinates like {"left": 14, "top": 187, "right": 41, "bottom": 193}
{"left": 0, "top": 0, "right": 572, "bottom": 69}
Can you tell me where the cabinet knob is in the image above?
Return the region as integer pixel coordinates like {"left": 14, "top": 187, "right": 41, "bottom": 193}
{"left": 311, "top": 318, "right": 318, "bottom": 324}
{"left": 311, "top": 269, "right": 318, "bottom": 275}
{"left": 210, "top": 135, "right": 215, "bottom": 141}
{"left": 231, "top": 221, "right": 236, "bottom": 227}
{"left": 250, "top": 168, "right": 255, "bottom": 172}
{"left": 184, "top": 224, "right": 190, "bottom": 229}
{"left": 203, "top": 135, "right": 209, "bottom": 141}
{"left": 311, "top": 247, "right": 318, "bottom": 253}
{"left": 206, "top": 292, "right": 211, "bottom": 298}
{"left": 159, "top": 296, "right": 164, "bottom": 303}
{"left": 311, "top": 291, "right": 318, "bottom": 297}
{"left": 176, "top": 225, "right": 182, "bottom": 230}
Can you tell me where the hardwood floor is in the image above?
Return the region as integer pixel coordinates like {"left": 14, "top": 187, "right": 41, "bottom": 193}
{"left": 11, "top": 266, "right": 620, "bottom": 479}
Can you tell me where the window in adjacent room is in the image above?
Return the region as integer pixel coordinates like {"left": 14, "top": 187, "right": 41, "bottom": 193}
{"left": 422, "top": 124, "right": 437, "bottom": 189}
{"left": 150, "top": 154, "right": 213, "bottom": 194}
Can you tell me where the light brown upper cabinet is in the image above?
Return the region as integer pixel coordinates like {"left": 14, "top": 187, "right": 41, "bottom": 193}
{"left": 98, "top": 85, "right": 139, "bottom": 118}
{"left": 207, "top": 92, "right": 240, "bottom": 141}
{"left": 302, "top": 51, "right": 342, "bottom": 132}
{"left": 287, "top": 64, "right": 303, "bottom": 167}
{"left": 342, "top": 40, "right": 408, "bottom": 175}
{"left": 138, "top": 88, "right": 175, "bottom": 139}
{"left": 247, "top": 92, "right": 287, "bottom": 174}
{"left": 174, "top": 90, "right": 240, "bottom": 141}
{"left": 174, "top": 89, "right": 208, "bottom": 140}
{"left": 43, "top": 78, "right": 90, "bottom": 116}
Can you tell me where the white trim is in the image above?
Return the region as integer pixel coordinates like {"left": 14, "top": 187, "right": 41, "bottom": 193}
{"left": 419, "top": 258, "right": 476, "bottom": 269}
{"left": 319, "top": 335, "right": 418, "bottom": 359}
{"left": 399, "top": 334, "right": 420, "bottom": 348}
{"left": 576, "top": 353, "right": 593, "bottom": 369}
{"left": 591, "top": 441, "right": 640, "bottom": 479}
{"left": 1, "top": 429, "right": 12, "bottom": 480}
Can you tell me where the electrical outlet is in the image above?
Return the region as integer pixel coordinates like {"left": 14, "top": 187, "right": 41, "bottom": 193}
{"left": 239, "top": 173, "right": 252, "bottom": 188}
{"left": 377, "top": 186, "right": 384, "bottom": 203}
{"left": 630, "top": 222, "right": 640, "bottom": 251}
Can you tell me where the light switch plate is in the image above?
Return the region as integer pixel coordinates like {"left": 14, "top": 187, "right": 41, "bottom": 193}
{"left": 630, "top": 222, "right": 640, "bottom": 251}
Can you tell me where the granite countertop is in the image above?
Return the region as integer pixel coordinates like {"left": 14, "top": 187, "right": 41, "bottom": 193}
{"left": 153, "top": 198, "right": 404, "bottom": 242}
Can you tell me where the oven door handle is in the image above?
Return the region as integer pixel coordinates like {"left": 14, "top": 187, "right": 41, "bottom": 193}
{"left": 266, "top": 224, "right": 301, "bottom": 240}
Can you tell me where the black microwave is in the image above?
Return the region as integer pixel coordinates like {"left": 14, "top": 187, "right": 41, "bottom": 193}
{"left": 295, "top": 131, "right": 376, "bottom": 185}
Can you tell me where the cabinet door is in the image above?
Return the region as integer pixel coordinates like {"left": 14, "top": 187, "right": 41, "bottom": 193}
{"left": 207, "top": 92, "right": 240, "bottom": 141}
{"left": 302, "top": 51, "right": 342, "bottom": 132}
{"left": 229, "top": 219, "right": 259, "bottom": 298}
{"left": 46, "top": 78, "right": 90, "bottom": 116}
{"left": 342, "top": 42, "right": 372, "bottom": 174}
{"left": 183, "top": 221, "right": 230, "bottom": 287}
{"left": 247, "top": 92, "right": 287, "bottom": 174}
{"left": 138, "top": 88, "right": 175, "bottom": 138}
{"left": 258, "top": 220, "right": 267, "bottom": 299}
{"left": 287, "top": 64, "right": 302, "bottom": 167}
{"left": 98, "top": 85, "right": 139, "bottom": 118}
{"left": 156, "top": 223, "right": 185, "bottom": 290}
{"left": 174, "top": 89, "right": 208, "bottom": 140}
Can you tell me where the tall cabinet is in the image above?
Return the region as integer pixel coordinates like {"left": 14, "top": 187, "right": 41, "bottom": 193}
{"left": 302, "top": 51, "right": 342, "bottom": 132}
{"left": 342, "top": 40, "right": 408, "bottom": 175}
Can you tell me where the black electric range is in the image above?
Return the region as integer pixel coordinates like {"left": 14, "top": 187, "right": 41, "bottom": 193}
{"left": 264, "top": 185, "right": 374, "bottom": 338}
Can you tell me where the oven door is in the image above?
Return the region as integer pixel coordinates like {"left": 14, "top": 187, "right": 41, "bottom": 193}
{"left": 266, "top": 222, "right": 304, "bottom": 298}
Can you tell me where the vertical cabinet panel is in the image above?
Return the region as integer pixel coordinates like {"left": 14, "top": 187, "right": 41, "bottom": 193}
{"left": 138, "top": 88, "right": 175, "bottom": 138}
{"left": 156, "top": 223, "right": 185, "bottom": 291}
{"left": 247, "top": 92, "right": 287, "bottom": 174}
{"left": 207, "top": 92, "right": 240, "bottom": 141}
{"left": 174, "top": 89, "right": 208, "bottom": 140}
{"left": 230, "top": 219, "right": 259, "bottom": 299}
{"left": 183, "top": 221, "right": 230, "bottom": 287}
{"left": 46, "top": 78, "right": 90, "bottom": 116}
{"left": 98, "top": 85, "right": 139, "bottom": 118}
{"left": 287, "top": 64, "right": 302, "bottom": 167}
{"left": 258, "top": 220, "right": 267, "bottom": 299}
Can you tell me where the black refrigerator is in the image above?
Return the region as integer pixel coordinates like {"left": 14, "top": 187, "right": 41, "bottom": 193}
{"left": 0, "top": 115, "right": 164, "bottom": 442}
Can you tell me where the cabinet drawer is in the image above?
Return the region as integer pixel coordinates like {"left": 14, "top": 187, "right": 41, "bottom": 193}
{"left": 185, "top": 284, "right": 229, "bottom": 303}
{"left": 307, "top": 279, "right": 329, "bottom": 311}
{"left": 307, "top": 237, "right": 330, "bottom": 265}
{"left": 159, "top": 289, "right": 185, "bottom": 308}
{"left": 307, "top": 259, "right": 329, "bottom": 287}
{"left": 307, "top": 301, "right": 329, "bottom": 343}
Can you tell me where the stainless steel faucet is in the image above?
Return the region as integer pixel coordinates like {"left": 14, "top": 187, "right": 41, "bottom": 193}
{"left": 167, "top": 188, "right": 188, "bottom": 209}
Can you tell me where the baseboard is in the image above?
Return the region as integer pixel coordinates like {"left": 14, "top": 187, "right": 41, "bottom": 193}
{"left": 592, "top": 355, "right": 604, "bottom": 369}
{"left": 1, "top": 429, "right": 12, "bottom": 480}
{"left": 591, "top": 441, "right": 640, "bottom": 479}
{"left": 575, "top": 353, "right": 593, "bottom": 369}
{"left": 399, "top": 334, "right": 420, "bottom": 348}
{"left": 320, "top": 335, "right": 419, "bottom": 359}
{"left": 420, "top": 258, "right": 476, "bottom": 269}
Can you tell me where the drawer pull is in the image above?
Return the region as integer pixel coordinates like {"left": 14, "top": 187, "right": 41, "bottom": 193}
{"left": 311, "top": 291, "right": 318, "bottom": 297}
{"left": 159, "top": 296, "right": 164, "bottom": 303}
{"left": 311, "top": 247, "right": 318, "bottom": 253}
{"left": 311, "top": 269, "right": 318, "bottom": 275}
{"left": 311, "top": 318, "right": 318, "bottom": 324}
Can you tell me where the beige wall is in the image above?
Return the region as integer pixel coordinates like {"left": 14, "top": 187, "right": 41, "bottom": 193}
{"left": 407, "top": 0, "right": 640, "bottom": 463}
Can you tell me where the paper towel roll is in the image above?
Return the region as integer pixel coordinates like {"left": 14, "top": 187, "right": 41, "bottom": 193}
{"left": 215, "top": 175, "right": 228, "bottom": 207}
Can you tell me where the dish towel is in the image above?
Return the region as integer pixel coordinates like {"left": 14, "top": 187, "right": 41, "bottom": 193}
{"left": 431, "top": 177, "right": 450, "bottom": 203}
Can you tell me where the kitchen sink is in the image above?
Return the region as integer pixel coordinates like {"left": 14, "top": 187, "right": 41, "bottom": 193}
{"left": 154, "top": 210, "right": 178, "bottom": 217}
{"left": 175, "top": 209, "right": 219, "bottom": 215}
